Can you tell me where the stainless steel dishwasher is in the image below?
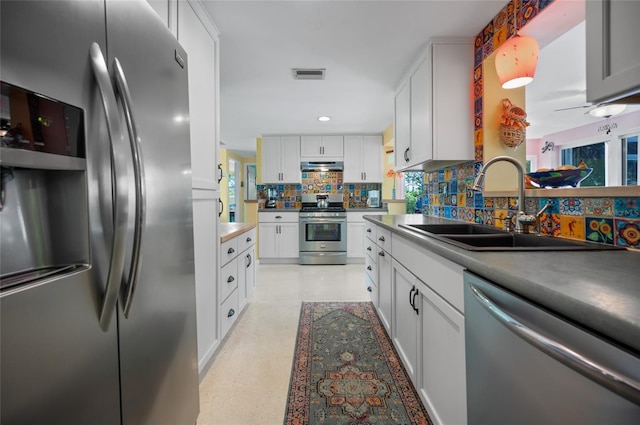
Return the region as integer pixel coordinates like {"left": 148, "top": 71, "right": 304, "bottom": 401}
{"left": 464, "top": 271, "right": 640, "bottom": 425}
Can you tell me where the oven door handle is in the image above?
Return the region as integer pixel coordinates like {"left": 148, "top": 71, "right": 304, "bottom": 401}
{"left": 300, "top": 218, "right": 345, "bottom": 223}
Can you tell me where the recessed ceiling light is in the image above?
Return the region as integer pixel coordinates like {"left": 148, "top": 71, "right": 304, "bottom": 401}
{"left": 318, "top": 116, "right": 331, "bottom": 122}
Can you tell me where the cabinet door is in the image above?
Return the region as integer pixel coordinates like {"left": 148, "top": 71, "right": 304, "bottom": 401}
{"left": 347, "top": 221, "right": 365, "bottom": 258}
{"left": 178, "top": 1, "right": 219, "bottom": 189}
{"left": 586, "top": 0, "right": 640, "bottom": 104}
{"left": 362, "top": 135, "right": 382, "bottom": 181}
{"left": 245, "top": 246, "right": 256, "bottom": 300}
{"left": 261, "top": 137, "right": 282, "bottom": 183}
{"left": 280, "top": 136, "right": 301, "bottom": 183}
{"left": 300, "top": 135, "right": 322, "bottom": 158}
{"left": 321, "top": 135, "right": 344, "bottom": 158}
{"left": 237, "top": 250, "right": 247, "bottom": 310}
{"left": 278, "top": 222, "right": 300, "bottom": 258}
{"left": 343, "top": 135, "right": 363, "bottom": 182}
{"left": 432, "top": 41, "right": 473, "bottom": 162}
{"left": 419, "top": 284, "right": 467, "bottom": 425}
{"left": 391, "top": 260, "right": 419, "bottom": 384}
{"left": 377, "top": 247, "right": 392, "bottom": 333}
{"left": 258, "top": 223, "right": 279, "bottom": 258}
{"left": 410, "top": 54, "right": 432, "bottom": 164}
{"left": 394, "top": 81, "right": 411, "bottom": 169}
{"left": 192, "top": 195, "right": 219, "bottom": 372}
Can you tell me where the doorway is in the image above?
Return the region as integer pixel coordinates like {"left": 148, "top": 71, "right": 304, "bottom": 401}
{"left": 228, "top": 159, "right": 239, "bottom": 222}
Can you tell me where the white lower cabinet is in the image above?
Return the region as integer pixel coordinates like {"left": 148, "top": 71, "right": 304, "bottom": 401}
{"left": 219, "top": 227, "right": 256, "bottom": 341}
{"left": 258, "top": 212, "right": 299, "bottom": 261}
{"left": 391, "top": 259, "right": 420, "bottom": 384}
{"left": 378, "top": 225, "right": 467, "bottom": 425}
{"left": 418, "top": 282, "right": 466, "bottom": 425}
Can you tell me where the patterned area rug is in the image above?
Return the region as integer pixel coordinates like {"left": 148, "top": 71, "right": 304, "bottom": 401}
{"left": 284, "top": 302, "right": 432, "bottom": 425}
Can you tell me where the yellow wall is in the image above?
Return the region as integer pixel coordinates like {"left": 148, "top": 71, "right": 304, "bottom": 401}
{"left": 381, "top": 123, "right": 396, "bottom": 200}
{"left": 482, "top": 55, "right": 527, "bottom": 192}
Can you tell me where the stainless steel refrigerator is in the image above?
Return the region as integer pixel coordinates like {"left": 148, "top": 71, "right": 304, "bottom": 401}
{"left": 0, "top": 1, "right": 200, "bottom": 424}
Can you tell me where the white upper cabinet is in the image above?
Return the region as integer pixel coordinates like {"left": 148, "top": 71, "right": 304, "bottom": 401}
{"left": 394, "top": 39, "right": 474, "bottom": 171}
{"left": 343, "top": 135, "right": 382, "bottom": 182}
{"left": 300, "top": 135, "right": 344, "bottom": 161}
{"left": 261, "top": 136, "right": 301, "bottom": 183}
{"left": 177, "top": 0, "right": 219, "bottom": 190}
{"left": 586, "top": 0, "right": 640, "bottom": 104}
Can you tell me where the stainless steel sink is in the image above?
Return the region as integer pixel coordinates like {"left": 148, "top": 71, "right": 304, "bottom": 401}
{"left": 399, "top": 223, "right": 625, "bottom": 251}
{"left": 402, "top": 223, "right": 506, "bottom": 235}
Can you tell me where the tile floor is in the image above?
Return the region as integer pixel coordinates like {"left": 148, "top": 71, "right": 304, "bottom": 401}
{"left": 197, "top": 263, "right": 369, "bottom": 425}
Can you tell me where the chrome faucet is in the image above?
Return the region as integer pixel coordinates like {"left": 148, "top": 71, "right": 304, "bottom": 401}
{"left": 472, "top": 156, "right": 541, "bottom": 234}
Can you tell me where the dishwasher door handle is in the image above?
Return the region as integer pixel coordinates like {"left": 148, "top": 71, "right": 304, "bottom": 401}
{"left": 469, "top": 284, "right": 640, "bottom": 406}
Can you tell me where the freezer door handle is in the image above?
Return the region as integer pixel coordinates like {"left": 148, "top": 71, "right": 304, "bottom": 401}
{"left": 113, "top": 57, "right": 146, "bottom": 318}
{"left": 90, "top": 42, "right": 130, "bottom": 332}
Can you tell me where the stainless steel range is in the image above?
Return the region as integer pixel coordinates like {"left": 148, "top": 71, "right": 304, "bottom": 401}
{"left": 299, "top": 194, "right": 347, "bottom": 265}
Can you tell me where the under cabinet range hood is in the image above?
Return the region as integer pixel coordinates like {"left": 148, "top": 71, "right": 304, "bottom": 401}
{"left": 301, "top": 161, "right": 343, "bottom": 172}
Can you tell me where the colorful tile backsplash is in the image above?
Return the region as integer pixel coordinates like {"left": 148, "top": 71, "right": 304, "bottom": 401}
{"left": 257, "top": 171, "right": 381, "bottom": 209}
{"left": 422, "top": 161, "right": 640, "bottom": 249}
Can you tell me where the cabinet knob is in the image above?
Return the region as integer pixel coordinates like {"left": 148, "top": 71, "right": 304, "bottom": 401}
{"left": 227, "top": 309, "right": 235, "bottom": 318}
{"left": 367, "top": 265, "right": 372, "bottom": 271}
{"left": 366, "top": 228, "right": 372, "bottom": 233}
{"left": 366, "top": 246, "right": 372, "bottom": 251}
{"left": 366, "top": 286, "right": 372, "bottom": 292}
{"left": 227, "top": 276, "right": 235, "bottom": 283}
{"left": 246, "top": 237, "right": 252, "bottom": 242}
{"left": 227, "top": 247, "right": 235, "bottom": 254}
{"left": 378, "top": 251, "right": 385, "bottom": 257}
{"left": 378, "top": 236, "right": 385, "bottom": 242}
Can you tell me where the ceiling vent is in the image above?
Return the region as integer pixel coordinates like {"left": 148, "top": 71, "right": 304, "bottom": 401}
{"left": 292, "top": 68, "right": 326, "bottom": 80}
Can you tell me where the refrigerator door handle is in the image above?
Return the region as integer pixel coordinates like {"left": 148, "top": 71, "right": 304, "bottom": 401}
{"left": 90, "top": 42, "right": 130, "bottom": 332}
{"left": 113, "top": 57, "right": 146, "bottom": 318}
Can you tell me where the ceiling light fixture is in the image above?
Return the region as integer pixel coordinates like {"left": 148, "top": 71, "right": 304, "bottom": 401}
{"left": 589, "top": 104, "right": 626, "bottom": 118}
{"left": 318, "top": 116, "right": 331, "bottom": 122}
{"left": 494, "top": 6, "right": 539, "bottom": 89}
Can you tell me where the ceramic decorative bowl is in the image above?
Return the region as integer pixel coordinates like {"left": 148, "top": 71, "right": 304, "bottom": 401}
{"left": 526, "top": 168, "right": 593, "bottom": 188}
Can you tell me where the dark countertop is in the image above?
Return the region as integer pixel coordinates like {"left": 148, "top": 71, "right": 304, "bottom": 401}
{"left": 364, "top": 214, "right": 640, "bottom": 354}
{"left": 347, "top": 208, "right": 388, "bottom": 213}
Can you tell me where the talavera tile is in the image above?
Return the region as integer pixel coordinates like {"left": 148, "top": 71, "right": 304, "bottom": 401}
{"left": 585, "top": 217, "right": 615, "bottom": 245}
{"left": 560, "top": 215, "right": 585, "bottom": 240}
{"left": 614, "top": 219, "right": 640, "bottom": 248}
{"left": 615, "top": 198, "right": 640, "bottom": 218}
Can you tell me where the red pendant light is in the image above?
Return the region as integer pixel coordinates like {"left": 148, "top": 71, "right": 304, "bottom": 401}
{"left": 495, "top": 34, "right": 539, "bottom": 89}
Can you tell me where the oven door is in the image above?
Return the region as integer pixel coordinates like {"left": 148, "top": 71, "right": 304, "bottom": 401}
{"left": 299, "top": 217, "right": 346, "bottom": 253}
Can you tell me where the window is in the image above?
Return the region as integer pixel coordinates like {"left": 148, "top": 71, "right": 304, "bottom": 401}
{"left": 561, "top": 141, "right": 606, "bottom": 187}
{"left": 623, "top": 135, "right": 638, "bottom": 186}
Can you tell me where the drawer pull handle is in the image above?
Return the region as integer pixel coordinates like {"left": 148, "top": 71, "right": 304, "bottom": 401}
{"left": 366, "top": 228, "right": 372, "bottom": 233}
{"left": 366, "top": 246, "right": 372, "bottom": 251}
{"left": 246, "top": 253, "right": 252, "bottom": 268}
{"left": 378, "top": 236, "right": 385, "bottom": 242}
{"left": 227, "top": 276, "right": 235, "bottom": 283}
{"left": 227, "top": 309, "right": 235, "bottom": 318}
{"left": 367, "top": 266, "right": 372, "bottom": 271}
{"left": 378, "top": 251, "right": 385, "bottom": 257}
{"left": 246, "top": 237, "right": 252, "bottom": 242}
{"left": 227, "top": 247, "right": 235, "bottom": 254}
{"left": 366, "top": 286, "right": 372, "bottom": 292}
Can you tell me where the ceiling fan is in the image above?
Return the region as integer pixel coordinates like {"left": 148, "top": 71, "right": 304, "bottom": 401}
{"left": 554, "top": 103, "right": 627, "bottom": 118}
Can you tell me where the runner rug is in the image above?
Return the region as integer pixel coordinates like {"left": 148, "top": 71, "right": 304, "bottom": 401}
{"left": 283, "top": 302, "right": 432, "bottom": 425}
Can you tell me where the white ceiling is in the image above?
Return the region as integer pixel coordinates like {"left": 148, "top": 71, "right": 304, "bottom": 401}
{"left": 201, "top": 0, "right": 638, "bottom": 157}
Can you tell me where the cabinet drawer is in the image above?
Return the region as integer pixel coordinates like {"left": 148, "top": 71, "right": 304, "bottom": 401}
{"left": 221, "top": 237, "right": 238, "bottom": 266}
{"left": 220, "top": 288, "right": 239, "bottom": 338}
{"left": 258, "top": 211, "right": 298, "bottom": 223}
{"left": 376, "top": 227, "right": 391, "bottom": 251}
{"left": 365, "top": 223, "right": 377, "bottom": 242}
{"left": 220, "top": 259, "right": 238, "bottom": 302}
{"left": 237, "top": 228, "right": 256, "bottom": 252}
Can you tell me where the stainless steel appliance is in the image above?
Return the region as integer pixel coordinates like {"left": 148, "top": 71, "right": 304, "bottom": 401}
{"left": 464, "top": 272, "right": 640, "bottom": 424}
{"left": 1, "top": 2, "right": 199, "bottom": 424}
{"left": 299, "top": 193, "right": 347, "bottom": 265}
